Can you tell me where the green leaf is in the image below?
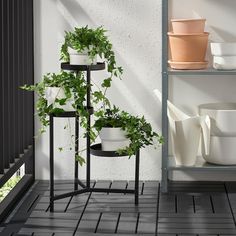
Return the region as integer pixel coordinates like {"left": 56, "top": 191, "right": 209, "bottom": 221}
{"left": 75, "top": 155, "right": 86, "bottom": 166}
{"left": 102, "top": 78, "right": 112, "bottom": 88}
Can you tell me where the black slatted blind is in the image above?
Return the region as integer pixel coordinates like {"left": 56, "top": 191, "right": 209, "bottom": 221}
{"left": 0, "top": 0, "right": 34, "bottom": 175}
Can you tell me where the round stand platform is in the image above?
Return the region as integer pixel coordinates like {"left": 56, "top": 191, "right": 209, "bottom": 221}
{"left": 61, "top": 62, "right": 105, "bottom": 71}
{"left": 90, "top": 143, "right": 128, "bottom": 157}
{"left": 50, "top": 106, "right": 94, "bottom": 118}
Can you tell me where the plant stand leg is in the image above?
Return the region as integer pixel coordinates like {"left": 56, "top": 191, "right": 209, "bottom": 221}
{"left": 86, "top": 116, "right": 91, "bottom": 188}
{"left": 135, "top": 149, "right": 140, "bottom": 205}
{"left": 86, "top": 68, "right": 91, "bottom": 188}
{"left": 49, "top": 115, "right": 54, "bottom": 212}
{"left": 74, "top": 117, "right": 79, "bottom": 191}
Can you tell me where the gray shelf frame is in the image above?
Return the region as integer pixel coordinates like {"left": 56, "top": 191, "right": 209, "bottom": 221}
{"left": 161, "top": 0, "right": 236, "bottom": 193}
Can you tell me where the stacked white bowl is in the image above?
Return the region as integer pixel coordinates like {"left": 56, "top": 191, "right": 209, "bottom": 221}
{"left": 199, "top": 103, "right": 236, "bottom": 165}
{"left": 211, "top": 43, "right": 236, "bottom": 70}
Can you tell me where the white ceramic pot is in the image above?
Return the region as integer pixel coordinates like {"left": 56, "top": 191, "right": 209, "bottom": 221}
{"left": 68, "top": 47, "right": 97, "bottom": 65}
{"left": 211, "top": 42, "right": 236, "bottom": 56}
{"left": 202, "top": 136, "right": 236, "bottom": 165}
{"left": 199, "top": 103, "right": 236, "bottom": 136}
{"left": 213, "top": 56, "right": 236, "bottom": 70}
{"left": 45, "top": 87, "right": 74, "bottom": 111}
{"left": 99, "top": 127, "right": 130, "bottom": 152}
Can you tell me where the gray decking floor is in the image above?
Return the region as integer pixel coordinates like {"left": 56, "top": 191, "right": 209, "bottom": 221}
{"left": 1, "top": 180, "right": 236, "bottom": 235}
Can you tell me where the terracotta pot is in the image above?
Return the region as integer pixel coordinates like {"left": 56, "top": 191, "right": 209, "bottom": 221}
{"left": 171, "top": 19, "right": 206, "bottom": 34}
{"left": 168, "top": 32, "right": 209, "bottom": 62}
{"left": 168, "top": 60, "right": 208, "bottom": 70}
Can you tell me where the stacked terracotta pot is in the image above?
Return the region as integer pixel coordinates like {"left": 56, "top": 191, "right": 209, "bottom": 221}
{"left": 168, "top": 19, "right": 209, "bottom": 70}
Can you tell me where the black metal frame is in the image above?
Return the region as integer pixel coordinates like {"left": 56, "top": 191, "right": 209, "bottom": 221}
{"left": 49, "top": 63, "right": 140, "bottom": 212}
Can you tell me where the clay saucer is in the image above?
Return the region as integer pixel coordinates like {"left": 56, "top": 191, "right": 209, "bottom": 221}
{"left": 168, "top": 60, "right": 208, "bottom": 70}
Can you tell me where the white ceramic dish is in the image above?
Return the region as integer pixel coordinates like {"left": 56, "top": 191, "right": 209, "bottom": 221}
{"left": 211, "top": 42, "right": 236, "bottom": 56}
{"left": 202, "top": 136, "right": 236, "bottom": 165}
{"left": 199, "top": 103, "right": 236, "bottom": 136}
{"left": 213, "top": 55, "right": 236, "bottom": 70}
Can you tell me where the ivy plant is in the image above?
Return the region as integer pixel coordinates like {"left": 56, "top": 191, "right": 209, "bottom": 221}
{"left": 94, "top": 106, "right": 164, "bottom": 157}
{"left": 0, "top": 175, "right": 21, "bottom": 202}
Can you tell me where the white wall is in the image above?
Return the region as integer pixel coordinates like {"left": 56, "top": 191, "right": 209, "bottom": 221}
{"left": 34, "top": 0, "right": 236, "bottom": 181}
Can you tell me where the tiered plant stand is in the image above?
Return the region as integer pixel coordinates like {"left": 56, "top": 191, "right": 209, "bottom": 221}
{"left": 49, "top": 62, "right": 140, "bottom": 212}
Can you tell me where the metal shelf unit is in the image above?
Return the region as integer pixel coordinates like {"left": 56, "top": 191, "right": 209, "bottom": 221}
{"left": 161, "top": 0, "right": 236, "bottom": 192}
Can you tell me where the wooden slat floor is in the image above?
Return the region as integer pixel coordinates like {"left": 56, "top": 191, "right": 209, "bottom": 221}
{"left": 1, "top": 181, "right": 236, "bottom": 235}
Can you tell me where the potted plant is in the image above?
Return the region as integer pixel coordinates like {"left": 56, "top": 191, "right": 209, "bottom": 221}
{"left": 60, "top": 25, "right": 123, "bottom": 90}
{"left": 22, "top": 71, "right": 88, "bottom": 130}
{"left": 94, "top": 106, "right": 164, "bottom": 157}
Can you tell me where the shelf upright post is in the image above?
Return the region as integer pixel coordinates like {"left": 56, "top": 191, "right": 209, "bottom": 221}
{"left": 135, "top": 149, "right": 140, "bottom": 205}
{"left": 161, "top": 0, "right": 169, "bottom": 192}
{"left": 86, "top": 68, "right": 91, "bottom": 188}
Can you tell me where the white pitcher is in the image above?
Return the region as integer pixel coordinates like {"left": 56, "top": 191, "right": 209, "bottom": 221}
{"left": 153, "top": 89, "right": 211, "bottom": 166}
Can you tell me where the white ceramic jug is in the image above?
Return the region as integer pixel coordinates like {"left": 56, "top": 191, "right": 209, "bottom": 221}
{"left": 153, "top": 89, "right": 211, "bottom": 166}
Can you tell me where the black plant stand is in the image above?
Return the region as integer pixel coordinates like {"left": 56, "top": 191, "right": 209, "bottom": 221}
{"left": 49, "top": 63, "right": 140, "bottom": 212}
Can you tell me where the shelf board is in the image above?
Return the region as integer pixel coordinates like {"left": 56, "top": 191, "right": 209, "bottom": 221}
{"left": 168, "top": 156, "right": 236, "bottom": 171}
{"left": 167, "top": 68, "right": 236, "bottom": 76}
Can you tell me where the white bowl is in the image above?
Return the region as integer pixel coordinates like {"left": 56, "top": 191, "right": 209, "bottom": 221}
{"left": 99, "top": 127, "right": 130, "bottom": 151}
{"left": 202, "top": 136, "right": 236, "bottom": 165}
{"left": 211, "top": 42, "right": 236, "bottom": 56}
{"left": 213, "top": 55, "right": 236, "bottom": 70}
{"left": 68, "top": 47, "right": 89, "bottom": 55}
{"left": 68, "top": 47, "right": 97, "bottom": 65}
{"left": 199, "top": 103, "right": 236, "bottom": 136}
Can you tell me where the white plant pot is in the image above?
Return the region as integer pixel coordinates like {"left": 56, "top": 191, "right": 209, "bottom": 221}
{"left": 202, "top": 136, "right": 236, "bottom": 165}
{"left": 211, "top": 42, "right": 236, "bottom": 56}
{"left": 213, "top": 56, "right": 236, "bottom": 70}
{"left": 99, "top": 127, "right": 130, "bottom": 152}
{"left": 45, "top": 87, "right": 74, "bottom": 111}
{"left": 68, "top": 47, "right": 97, "bottom": 65}
{"left": 199, "top": 103, "right": 236, "bottom": 136}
